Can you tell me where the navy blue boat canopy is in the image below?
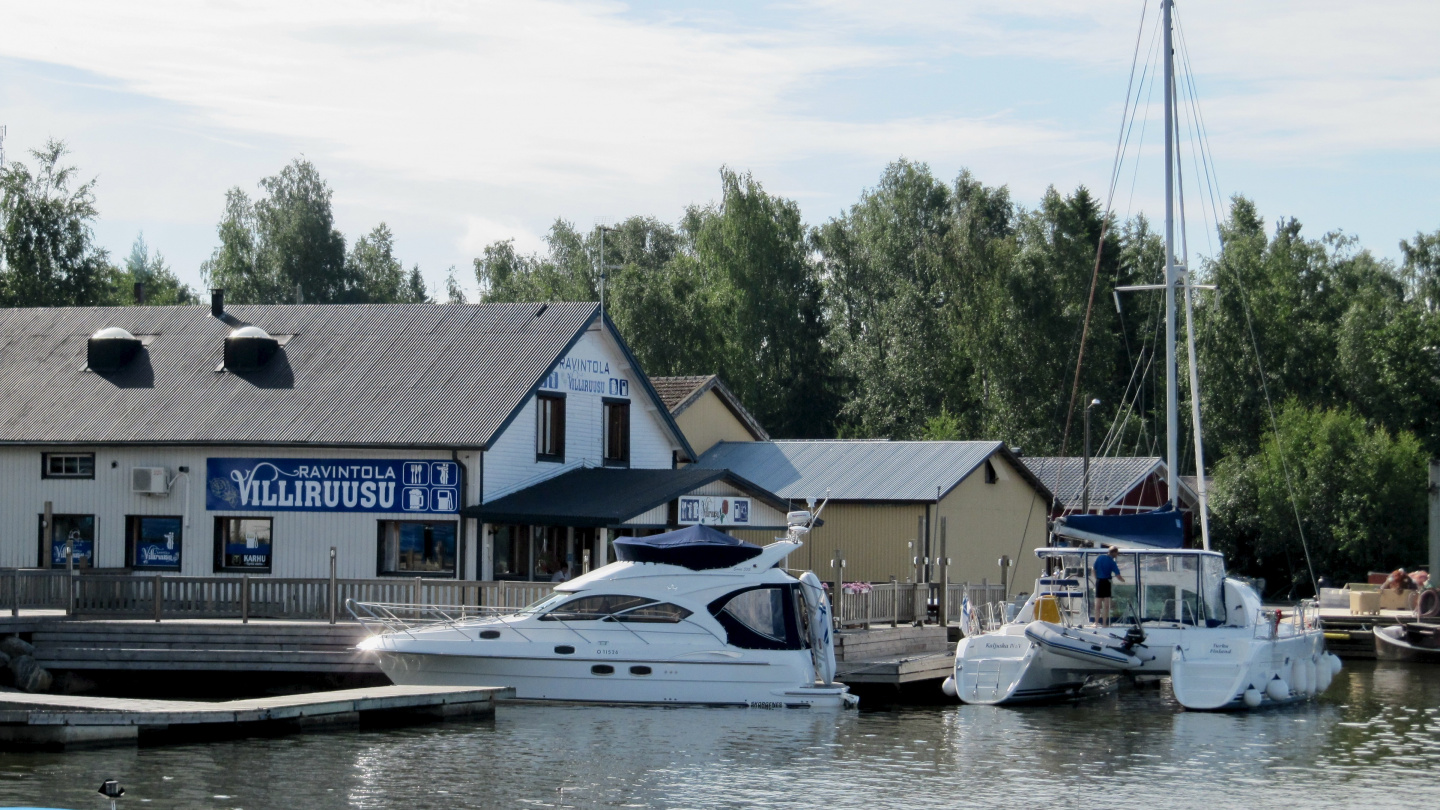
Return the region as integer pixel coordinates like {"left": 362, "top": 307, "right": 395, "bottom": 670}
{"left": 1053, "top": 504, "right": 1184, "bottom": 549}
{"left": 613, "top": 525, "right": 763, "bottom": 570}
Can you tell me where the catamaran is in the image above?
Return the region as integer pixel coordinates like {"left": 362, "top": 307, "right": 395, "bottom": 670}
{"left": 942, "top": 0, "right": 1338, "bottom": 711}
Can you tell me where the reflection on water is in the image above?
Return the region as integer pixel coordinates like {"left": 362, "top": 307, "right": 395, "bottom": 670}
{"left": 1, "top": 661, "right": 1436, "bottom": 809}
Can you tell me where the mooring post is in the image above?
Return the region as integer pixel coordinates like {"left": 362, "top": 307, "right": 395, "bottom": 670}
{"left": 241, "top": 574, "right": 250, "bottom": 624}
{"left": 11, "top": 568, "right": 18, "bottom": 617}
{"left": 329, "top": 547, "right": 338, "bottom": 625}
{"left": 890, "top": 575, "right": 899, "bottom": 628}
{"left": 830, "top": 549, "right": 845, "bottom": 629}
{"left": 153, "top": 575, "right": 162, "bottom": 623}
{"left": 938, "top": 517, "right": 950, "bottom": 628}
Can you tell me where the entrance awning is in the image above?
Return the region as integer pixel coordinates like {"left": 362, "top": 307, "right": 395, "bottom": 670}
{"left": 463, "top": 467, "right": 787, "bottom": 528}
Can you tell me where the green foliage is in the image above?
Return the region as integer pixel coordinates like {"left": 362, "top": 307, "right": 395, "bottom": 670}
{"left": 1211, "top": 402, "right": 1428, "bottom": 596}
{"left": 920, "top": 408, "right": 964, "bottom": 441}
{"left": 202, "top": 159, "right": 354, "bottom": 304}
{"left": 347, "top": 224, "right": 430, "bottom": 304}
{"left": 444, "top": 266, "right": 466, "bottom": 304}
{"left": 0, "top": 140, "right": 117, "bottom": 307}
{"left": 119, "top": 233, "right": 197, "bottom": 305}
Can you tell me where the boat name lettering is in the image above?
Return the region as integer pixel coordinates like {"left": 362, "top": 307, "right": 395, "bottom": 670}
{"left": 1209, "top": 642, "right": 1233, "bottom": 654}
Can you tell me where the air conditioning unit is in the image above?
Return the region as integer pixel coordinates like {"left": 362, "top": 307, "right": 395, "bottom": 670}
{"left": 131, "top": 467, "right": 170, "bottom": 495}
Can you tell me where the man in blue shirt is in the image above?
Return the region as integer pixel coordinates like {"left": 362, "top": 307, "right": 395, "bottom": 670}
{"left": 1094, "top": 546, "right": 1125, "bottom": 627}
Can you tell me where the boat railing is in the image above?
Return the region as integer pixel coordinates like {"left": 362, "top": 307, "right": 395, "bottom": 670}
{"left": 1254, "top": 599, "right": 1320, "bottom": 640}
{"left": 346, "top": 599, "right": 521, "bottom": 637}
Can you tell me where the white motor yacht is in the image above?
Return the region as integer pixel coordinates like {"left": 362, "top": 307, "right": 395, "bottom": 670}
{"left": 945, "top": 544, "right": 1340, "bottom": 710}
{"left": 352, "top": 516, "right": 858, "bottom": 709}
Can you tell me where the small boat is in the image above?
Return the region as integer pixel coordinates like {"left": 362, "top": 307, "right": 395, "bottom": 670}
{"left": 351, "top": 515, "right": 858, "bottom": 709}
{"left": 1374, "top": 623, "right": 1440, "bottom": 663}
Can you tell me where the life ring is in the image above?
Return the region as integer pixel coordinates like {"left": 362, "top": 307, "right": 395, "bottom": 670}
{"left": 1418, "top": 589, "right": 1440, "bottom": 619}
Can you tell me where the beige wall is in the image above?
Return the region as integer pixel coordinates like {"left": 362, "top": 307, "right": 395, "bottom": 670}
{"left": 935, "top": 453, "right": 1050, "bottom": 594}
{"left": 732, "top": 453, "right": 1050, "bottom": 595}
{"left": 674, "top": 390, "right": 758, "bottom": 457}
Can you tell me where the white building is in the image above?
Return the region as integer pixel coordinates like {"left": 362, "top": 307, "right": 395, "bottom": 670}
{"left": 0, "top": 296, "right": 785, "bottom": 582}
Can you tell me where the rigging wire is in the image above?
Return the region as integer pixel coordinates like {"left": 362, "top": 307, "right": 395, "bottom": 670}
{"left": 1172, "top": 4, "right": 1318, "bottom": 592}
{"left": 1058, "top": 0, "right": 1150, "bottom": 468}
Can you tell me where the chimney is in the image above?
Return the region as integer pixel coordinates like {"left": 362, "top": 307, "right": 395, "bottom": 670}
{"left": 211, "top": 289, "right": 225, "bottom": 318}
{"left": 133, "top": 281, "right": 145, "bottom": 305}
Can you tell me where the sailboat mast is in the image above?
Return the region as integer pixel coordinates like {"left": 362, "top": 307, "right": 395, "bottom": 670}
{"left": 1163, "top": 0, "right": 1179, "bottom": 509}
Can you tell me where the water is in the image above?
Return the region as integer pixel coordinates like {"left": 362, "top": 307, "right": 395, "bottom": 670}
{"left": 1, "top": 661, "right": 1436, "bottom": 810}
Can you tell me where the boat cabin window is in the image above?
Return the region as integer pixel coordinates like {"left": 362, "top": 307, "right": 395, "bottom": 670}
{"left": 708, "top": 585, "right": 802, "bottom": 650}
{"left": 540, "top": 594, "right": 652, "bottom": 621}
{"left": 611, "top": 602, "right": 692, "bottom": 623}
{"left": 1137, "top": 554, "right": 1201, "bottom": 625}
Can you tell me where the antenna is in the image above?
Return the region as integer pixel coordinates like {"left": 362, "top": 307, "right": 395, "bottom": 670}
{"left": 594, "top": 218, "right": 620, "bottom": 323}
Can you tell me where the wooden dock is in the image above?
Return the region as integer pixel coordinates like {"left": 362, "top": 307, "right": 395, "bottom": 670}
{"left": 833, "top": 626, "right": 953, "bottom": 685}
{"left": 0, "top": 684, "right": 511, "bottom": 750}
{"left": 24, "top": 619, "right": 378, "bottom": 674}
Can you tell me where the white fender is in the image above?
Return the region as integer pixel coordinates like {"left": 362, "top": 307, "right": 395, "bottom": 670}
{"left": 941, "top": 676, "right": 958, "bottom": 698}
{"left": 1243, "top": 688, "right": 1263, "bottom": 708}
{"left": 1266, "top": 677, "right": 1290, "bottom": 702}
{"left": 799, "top": 572, "right": 837, "bottom": 686}
{"left": 1292, "top": 659, "right": 1310, "bottom": 695}
{"left": 1315, "top": 656, "right": 1333, "bottom": 692}
{"left": 1327, "top": 653, "right": 1343, "bottom": 676}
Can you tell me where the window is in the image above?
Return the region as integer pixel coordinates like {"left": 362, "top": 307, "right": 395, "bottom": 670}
{"left": 38, "top": 514, "right": 95, "bottom": 569}
{"left": 43, "top": 452, "right": 95, "bottom": 479}
{"left": 214, "top": 517, "right": 273, "bottom": 573}
{"left": 709, "top": 586, "right": 801, "bottom": 650}
{"left": 603, "top": 399, "right": 630, "bottom": 466}
{"left": 378, "top": 520, "right": 457, "bottom": 577}
{"left": 126, "top": 516, "right": 183, "bottom": 570}
{"left": 536, "top": 394, "right": 565, "bottom": 461}
{"left": 538, "top": 595, "right": 694, "bottom": 624}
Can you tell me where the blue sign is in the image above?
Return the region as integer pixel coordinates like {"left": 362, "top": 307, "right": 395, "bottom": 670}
{"left": 206, "top": 458, "right": 460, "bottom": 514}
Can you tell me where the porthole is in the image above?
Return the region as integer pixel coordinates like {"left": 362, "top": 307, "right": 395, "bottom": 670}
{"left": 555, "top": 645, "right": 576, "bottom": 655}
{"left": 479, "top": 630, "right": 501, "bottom": 640}
{"left": 630, "top": 665, "right": 652, "bottom": 676}
{"left": 591, "top": 664, "right": 615, "bottom": 675}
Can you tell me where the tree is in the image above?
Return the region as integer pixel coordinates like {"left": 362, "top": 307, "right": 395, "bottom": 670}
{"left": 346, "top": 224, "right": 430, "bottom": 303}
{"left": 0, "top": 139, "right": 117, "bottom": 307}
{"left": 1211, "top": 402, "right": 1428, "bottom": 597}
{"left": 202, "top": 159, "right": 354, "bottom": 304}
{"left": 444, "top": 266, "right": 466, "bottom": 304}
{"left": 119, "top": 232, "right": 197, "bottom": 305}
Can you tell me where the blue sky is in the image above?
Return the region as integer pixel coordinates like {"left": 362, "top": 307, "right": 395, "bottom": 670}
{"left": 1, "top": 0, "right": 1436, "bottom": 298}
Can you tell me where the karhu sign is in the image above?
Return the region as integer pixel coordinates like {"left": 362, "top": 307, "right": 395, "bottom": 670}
{"left": 206, "top": 458, "right": 460, "bottom": 514}
{"left": 677, "top": 496, "right": 752, "bottom": 526}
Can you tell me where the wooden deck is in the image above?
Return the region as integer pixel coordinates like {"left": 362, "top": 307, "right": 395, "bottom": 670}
{"left": 833, "top": 625, "right": 954, "bottom": 685}
{"left": 0, "top": 684, "right": 511, "bottom": 749}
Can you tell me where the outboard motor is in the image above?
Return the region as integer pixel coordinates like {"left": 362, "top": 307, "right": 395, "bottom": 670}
{"left": 1121, "top": 626, "right": 1147, "bottom": 651}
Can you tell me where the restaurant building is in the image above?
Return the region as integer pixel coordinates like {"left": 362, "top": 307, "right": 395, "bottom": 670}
{"left": 0, "top": 297, "right": 785, "bottom": 582}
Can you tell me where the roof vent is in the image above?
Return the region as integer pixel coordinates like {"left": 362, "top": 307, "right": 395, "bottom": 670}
{"left": 87, "top": 327, "right": 142, "bottom": 371}
{"left": 224, "top": 325, "right": 279, "bottom": 370}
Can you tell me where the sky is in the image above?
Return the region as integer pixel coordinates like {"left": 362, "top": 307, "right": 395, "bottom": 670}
{"left": 1, "top": 0, "right": 1437, "bottom": 299}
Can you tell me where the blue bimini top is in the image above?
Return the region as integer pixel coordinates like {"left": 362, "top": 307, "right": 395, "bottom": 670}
{"left": 613, "top": 524, "right": 763, "bottom": 570}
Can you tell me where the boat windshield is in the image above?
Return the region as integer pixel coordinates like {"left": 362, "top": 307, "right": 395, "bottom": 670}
{"left": 1201, "top": 554, "right": 1227, "bottom": 625}
{"left": 1040, "top": 548, "right": 1229, "bottom": 627}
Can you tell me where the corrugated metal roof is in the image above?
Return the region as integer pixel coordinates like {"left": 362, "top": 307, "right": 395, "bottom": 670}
{"left": 694, "top": 440, "right": 1038, "bottom": 502}
{"left": 464, "top": 467, "right": 785, "bottom": 527}
{"left": 0, "top": 302, "right": 600, "bottom": 448}
{"left": 1022, "top": 456, "right": 1173, "bottom": 510}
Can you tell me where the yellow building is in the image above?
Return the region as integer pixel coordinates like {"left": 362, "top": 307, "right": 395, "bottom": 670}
{"left": 651, "top": 376, "right": 769, "bottom": 457}
{"left": 695, "top": 440, "right": 1055, "bottom": 595}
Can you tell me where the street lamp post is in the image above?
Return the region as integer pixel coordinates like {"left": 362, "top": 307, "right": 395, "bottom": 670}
{"left": 1083, "top": 398, "right": 1101, "bottom": 514}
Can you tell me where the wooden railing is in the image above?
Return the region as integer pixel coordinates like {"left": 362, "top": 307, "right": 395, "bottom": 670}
{"left": 0, "top": 570, "right": 555, "bottom": 623}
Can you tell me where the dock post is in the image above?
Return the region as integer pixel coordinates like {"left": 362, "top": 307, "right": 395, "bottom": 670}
{"left": 414, "top": 577, "right": 422, "bottom": 609}
{"left": 830, "top": 550, "right": 845, "bottom": 629}
{"left": 890, "top": 575, "right": 898, "bottom": 628}
{"left": 153, "top": 575, "right": 162, "bottom": 623}
{"left": 11, "top": 568, "right": 18, "bottom": 617}
{"left": 1430, "top": 459, "right": 1438, "bottom": 593}
{"left": 329, "top": 547, "right": 338, "bottom": 625}
{"left": 938, "top": 517, "right": 949, "bottom": 628}
{"left": 241, "top": 575, "right": 250, "bottom": 624}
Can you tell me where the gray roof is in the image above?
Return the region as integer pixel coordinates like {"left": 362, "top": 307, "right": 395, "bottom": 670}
{"left": 694, "top": 440, "right": 1050, "bottom": 502}
{"left": 0, "top": 302, "right": 686, "bottom": 451}
{"left": 465, "top": 467, "right": 786, "bottom": 527}
{"left": 1022, "top": 456, "right": 1194, "bottom": 510}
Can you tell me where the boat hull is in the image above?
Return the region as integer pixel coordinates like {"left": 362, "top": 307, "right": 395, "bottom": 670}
{"left": 371, "top": 650, "right": 855, "bottom": 709}
{"left": 1170, "top": 631, "right": 1332, "bottom": 711}
{"left": 1374, "top": 624, "right": 1440, "bottom": 663}
{"left": 952, "top": 632, "right": 1101, "bottom": 705}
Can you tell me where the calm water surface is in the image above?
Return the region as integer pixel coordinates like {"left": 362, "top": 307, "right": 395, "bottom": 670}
{"left": 1, "top": 661, "right": 1435, "bottom": 810}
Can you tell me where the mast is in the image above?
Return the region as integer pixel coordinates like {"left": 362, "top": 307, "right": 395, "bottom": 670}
{"left": 1163, "top": 0, "right": 1179, "bottom": 510}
